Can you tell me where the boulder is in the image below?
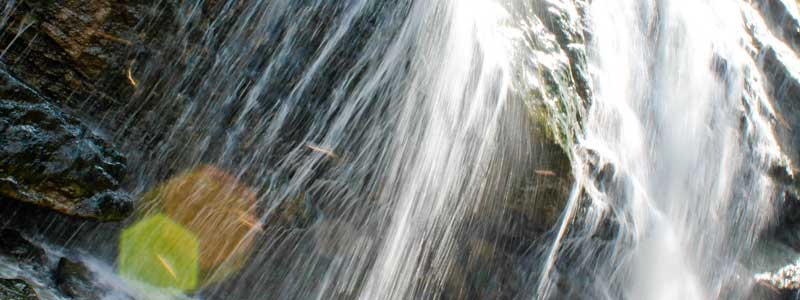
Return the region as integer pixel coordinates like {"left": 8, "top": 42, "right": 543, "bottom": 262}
{"left": 0, "top": 68, "right": 132, "bottom": 221}
{"left": 55, "top": 257, "right": 102, "bottom": 299}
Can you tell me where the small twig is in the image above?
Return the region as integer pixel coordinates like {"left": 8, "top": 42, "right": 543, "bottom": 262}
{"left": 95, "top": 31, "right": 133, "bottom": 46}
{"left": 127, "top": 60, "right": 138, "bottom": 87}
{"left": 306, "top": 143, "right": 338, "bottom": 159}
{"left": 236, "top": 210, "right": 263, "bottom": 232}
{"left": 535, "top": 170, "right": 557, "bottom": 177}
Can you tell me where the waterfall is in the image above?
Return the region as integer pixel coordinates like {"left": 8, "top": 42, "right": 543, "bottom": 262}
{"left": 537, "top": 0, "right": 786, "bottom": 299}
{"left": 355, "top": 1, "right": 517, "bottom": 298}
{"left": 1, "top": 0, "right": 799, "bottom": 299}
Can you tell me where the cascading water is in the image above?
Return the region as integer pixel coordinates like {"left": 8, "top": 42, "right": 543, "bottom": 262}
{"left": 1, "top": 0, "right": 798, "bottom": 299}
{"left": 537, "top": 0, "right": 789, "bottom": 299}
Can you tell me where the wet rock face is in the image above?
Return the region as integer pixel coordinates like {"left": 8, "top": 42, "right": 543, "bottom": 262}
{"left": 437, "top": 1, "right": 591, "bottom": 298}
{"left": 501, "top": 0, "right": 589, "bottom": 239}
{"left": 0, "top": 229, "right": 47, "bottom": 266}
{"left": 764, "top": 52, "right": 800, "bottom": 160}
{"left": 743, "top": 0, "right": 800, "bottom": 225}
{"left": 0, "top": 69, "right": 132, "bottom": 221}
{"left": 743, "top": 1, "right": 800, "bottom": 163}
{"left": 0, "top": 0, "right": 173, "bottom": 113}
{"left": 55, "top": 257, "right": 102, "bottom": 300}
{"left": 0, "top": 278, "right": 39, "bottom": 300}
{"left": 741, "top": 1, "right": 800, "bottom": 297}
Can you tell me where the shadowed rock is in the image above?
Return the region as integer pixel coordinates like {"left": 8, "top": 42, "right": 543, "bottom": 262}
{"left": 0, "top": 0, "right": 175, "bottom": 113}
{"left": 0, "top": 229, "right": 47, "bottom": 266}
{"left": 0, "top": 69, "right": 131, "bottom": 221}
{"left": 55, "top": 257, "right": 102, "bottom": 300}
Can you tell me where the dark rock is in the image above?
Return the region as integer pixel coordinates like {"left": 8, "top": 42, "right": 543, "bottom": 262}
{"left": 0, "top": 69, "right": 132, "bottom": 221}
{"left": 0, "top": 278, "right": 39, "bottom": 300}
{"left": 0, "top": 0, "right": 175, "bottom": 114}
{"left": 0, "top": 229, "right": 47, "bottom": 266}
{"left": 502, "top": 142, "right": 573, "bottom": 250}
{"left": 54, "top": 257, "right": 101, "bottom": 300}
{"left": 265, "top": 193, "right": 318, "bottom": 230}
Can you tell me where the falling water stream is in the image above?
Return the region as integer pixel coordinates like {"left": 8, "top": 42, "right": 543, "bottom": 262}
{"left": 538, "top": 0, "right": 787, "bottom": 299}
{"left": 1, "top": 0, "right": 799, "bottom": 299}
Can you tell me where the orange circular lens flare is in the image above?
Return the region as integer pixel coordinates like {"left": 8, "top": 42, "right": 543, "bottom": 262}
{"left": 151, "top": 165, "right": 259, "bottom": 271}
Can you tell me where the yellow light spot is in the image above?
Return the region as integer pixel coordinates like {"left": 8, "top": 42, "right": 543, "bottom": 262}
{"left": 156, "top": 254, "right": 178, "bottom": 280}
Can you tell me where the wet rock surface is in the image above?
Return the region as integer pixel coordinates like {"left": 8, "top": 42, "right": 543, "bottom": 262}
{"left": 742, "top": 1, "right": 800, "bottom": 298}
{"left": 0, "top": 278, "right": 39, "bottom": 300}
{"left": 0, "top": 229, "right": 47, "bottom": 267}
{"left": 55, "top": 257, "right": 102, "bottom": 300}
{"left": 0, "top": 0, "right": 175, "bottom": 113}
{"left": 742, "top": 1, "right": 800, "bottom": 168}
{"left": 440, "top": 1, "right": 591, "bottom": 297}
{"left": 0, "top": 69, "right": 131, "bottom": 221}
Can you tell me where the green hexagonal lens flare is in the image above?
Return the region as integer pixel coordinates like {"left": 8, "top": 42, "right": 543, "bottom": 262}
{"left": 118, "top": 214, "right": 200, "bottom": 292}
